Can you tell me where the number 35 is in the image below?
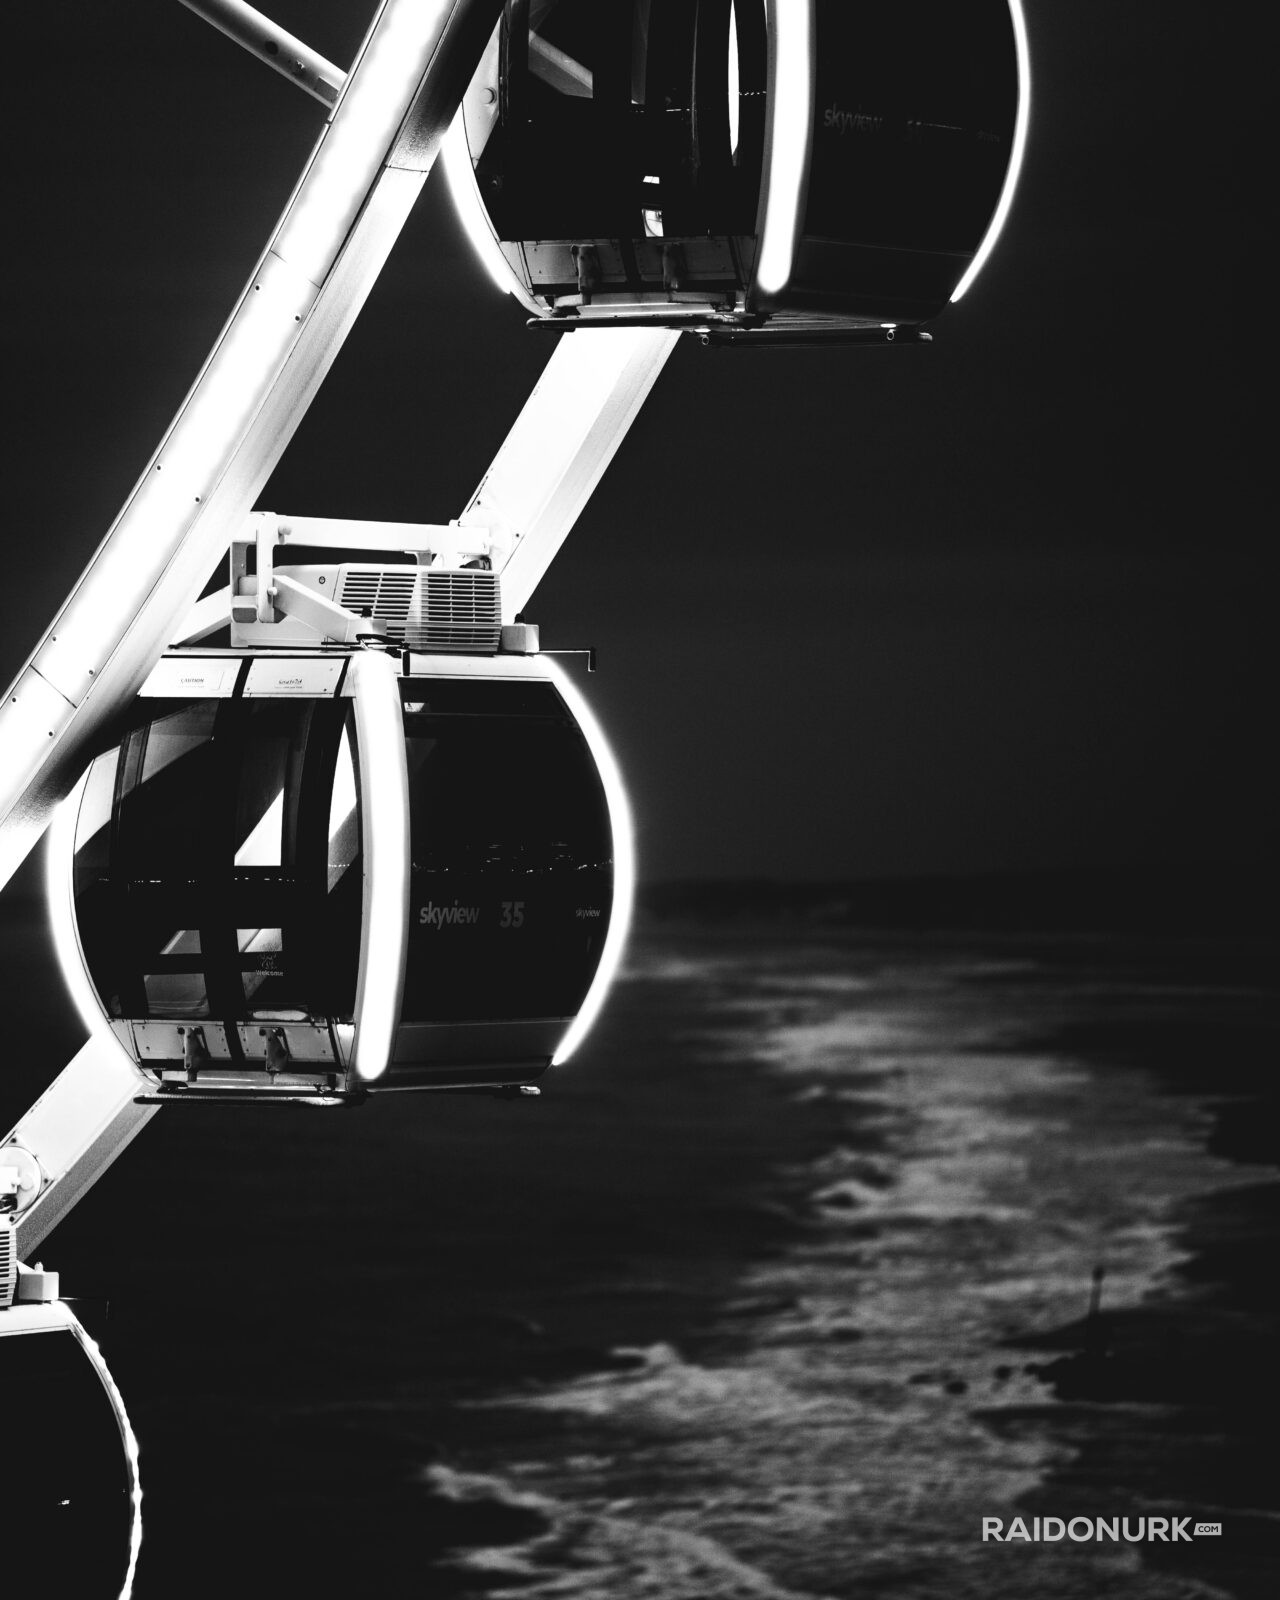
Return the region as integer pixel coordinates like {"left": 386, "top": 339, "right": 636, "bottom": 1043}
{"left": 500, "top": 900, "right": 525, "bottom": 929}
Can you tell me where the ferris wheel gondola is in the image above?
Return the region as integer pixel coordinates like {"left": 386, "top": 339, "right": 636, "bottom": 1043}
{"left": 445, "top": 0, "right": 1029, "bottom": 340}
{"left": 0, "top": 4, "right": 1029, "bottom": 1586}
{"left": 50, "top": 646, "right": 628, "bottom": 1103}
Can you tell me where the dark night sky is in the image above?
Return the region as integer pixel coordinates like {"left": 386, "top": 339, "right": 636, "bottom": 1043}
{"left": 0, "top": 3, "right": 1269, "bottom": 884}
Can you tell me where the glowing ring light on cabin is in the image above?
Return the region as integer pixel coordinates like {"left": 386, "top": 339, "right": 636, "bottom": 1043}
{"left": 51, "top": 649, "right": 628, "bottom": 1102}
{"left": 0, "top": 1300, "right": 143, "bottom": 1600}
{"left": 447, "top": 0, "right": 1028, "bottom": 341}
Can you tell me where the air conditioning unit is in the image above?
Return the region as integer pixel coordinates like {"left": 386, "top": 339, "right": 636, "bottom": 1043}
{"left": 269, "top": 563, "right": 505, "bottom": 654}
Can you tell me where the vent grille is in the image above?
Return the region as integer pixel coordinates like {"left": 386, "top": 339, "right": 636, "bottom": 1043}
{"left": 407, "top": 570, "right": 502, "bottom": 654}
{"left": 1, "top": 1218, "right": 14, "bottom": 1310}
{"left": 336, "top": 566, "right": 418, "bottom": 640}
{"left": 335, "top": 566, "right": 502, "bottom": 654}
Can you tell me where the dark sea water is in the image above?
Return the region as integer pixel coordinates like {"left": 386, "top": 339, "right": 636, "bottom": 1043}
{"left": 3, "top": 905, "right": 1277, "bottom": 1599}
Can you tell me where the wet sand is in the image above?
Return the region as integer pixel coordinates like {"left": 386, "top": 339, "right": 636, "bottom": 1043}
{"left": 2, "top": 904, "right": 1276, "bottom": 1597}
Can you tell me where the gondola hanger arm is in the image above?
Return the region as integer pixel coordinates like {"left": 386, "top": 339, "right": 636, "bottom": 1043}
{"left": 177, "top": 0, "right": 345, "bottom": 105}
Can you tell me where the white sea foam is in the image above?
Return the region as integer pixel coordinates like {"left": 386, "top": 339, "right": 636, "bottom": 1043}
{"left": 430, "top": 939, "right": 1252, "bottom": 1600}
{"left": 619, "top": 952, "right": 734, "bottom": 984}
{"left": 427, "top": 1462, "right": 555, "bottom": 1510}
{"left": 474, "top": 1341, "right": 842, "bottom": 1432}
{"left": 427, "top": 1449, "right": 839, "bottom": 1598}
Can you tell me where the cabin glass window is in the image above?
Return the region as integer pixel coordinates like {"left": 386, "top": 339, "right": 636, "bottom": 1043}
{"left": 400, "top": 679, "right": 612, "bottom": 1023}
{"left": 72, "top": 698, "right": 361, "bottom": 1028}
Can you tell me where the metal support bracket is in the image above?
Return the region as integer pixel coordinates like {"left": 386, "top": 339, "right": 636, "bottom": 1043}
{"left": 458, "top": 327, "right": 679, "bottom": 620}
{"left": 2, "top": 1036, "right": 159, "bottom": 1259}
{"left": 178, "top": 0, "right": 345, "bottom": 106}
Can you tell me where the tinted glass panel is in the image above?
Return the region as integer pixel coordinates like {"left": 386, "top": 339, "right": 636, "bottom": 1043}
{"left": 401, "top": 679, "right": 612, "bottom": 1022}
{"left": 73, "top": 699, "right": 361, "bottom": 1029}
{"left": 479, "top": 0, "right": 763, "bottom": 247}
{"left": 805, "top": 0, "right": 1017, "bottom": 254}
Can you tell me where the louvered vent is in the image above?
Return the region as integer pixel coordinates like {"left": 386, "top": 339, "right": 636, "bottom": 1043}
{"left": 1, "top": 1217, "right": 15, "bottom": 1310}
{"left": 335, "top": 566, "right": 501, "bottom": 654}
{"left": 336, "top": 565, "right": 419, "bottom": 642}
{"left": 407, "top": 569, "right": 502, "bottom": 654}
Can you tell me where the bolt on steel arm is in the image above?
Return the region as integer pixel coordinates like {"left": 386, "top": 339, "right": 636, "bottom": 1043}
{"left": 177, "top": 0, "right": 344, "bottom": 105}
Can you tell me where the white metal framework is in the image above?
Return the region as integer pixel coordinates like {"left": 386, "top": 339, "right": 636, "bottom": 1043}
{"left": 1, "top": 12, "right": 1029, "bottom": 1554}
{"left": 0, "top": 0, "right": 675, "bottom": 1262}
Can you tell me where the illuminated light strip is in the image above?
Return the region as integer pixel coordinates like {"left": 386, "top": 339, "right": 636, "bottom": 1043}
{"left": 950, "top": 0, "right": 1031, "bottom": 303}
{"left": 440, "top": 115, "right": 527, "bottom": 301}
{"left": 68, "top": 1308, "right": 144, "bottom": 1600}
{"left": 728, "top": 0, "right": 741, "bottom": 157}
{"left": 27, "top": 0, "right": 461, "bottom": 712}
{"left": 543, "top": 660, "right": 635, "bottom": 1067}
{"left": 4, "top": 0, "right": 486, "bottom": 898}
{"left": 440, "top": 116, "right": 542, "bottom": 315}
{"left": 753, "top": 0, "right": 815, "bottom": 299}
{"left": 47, "top": 774, "right": 118, "bottom": 1041}
{"left": 0, "top": 673, "right": 76, "bottom": 816}
{"left": 349, "top": 651, "right": 410, "bottom": 1081}
{"left": 33, "top": 253, "right": 318, "bottom": 707}
{"left": 274, "top": 0, "right": 456, "bottom": 285}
